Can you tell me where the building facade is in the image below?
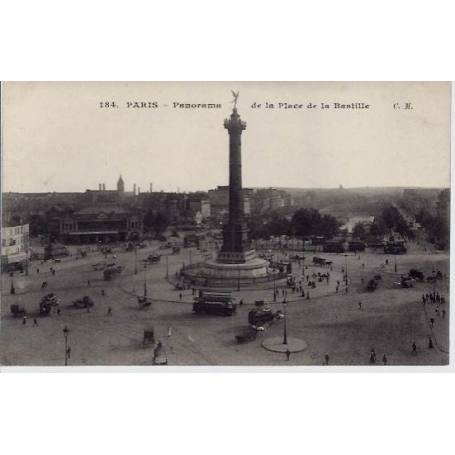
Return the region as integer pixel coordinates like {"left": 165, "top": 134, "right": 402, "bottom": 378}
{"left": 48, "top": 205, "right": 143, "bottom": 243}
{"left": 1, "top": 223, "right": 29, "bottom": 271}
{"left": 208, "top": 185, "right": 251, "bottom": 219}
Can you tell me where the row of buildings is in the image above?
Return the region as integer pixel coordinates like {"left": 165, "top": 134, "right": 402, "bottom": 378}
{"left": 1, "top": 178, "right": 295, "bottom": 266}
{"left": 3, "top": 176, "right": 294, "bottom": 236}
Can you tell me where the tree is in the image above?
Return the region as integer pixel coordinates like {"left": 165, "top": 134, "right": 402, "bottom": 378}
{"left": 352, "top": 222, "right": 366, "bottom": 239}
{"left": 291, "top": 208, "right": 339, "bottom": 239}
{"left": 143, "top": 210, "right": 169, "bottom": 238}
{"left": 423, "top": 189, "right": 450, "bottom": 249}
{"left": 153, "top": 212, "right": 169, "bottom": 237}
{"left": 378, "top": 205, "right": 412, "bottom": 239}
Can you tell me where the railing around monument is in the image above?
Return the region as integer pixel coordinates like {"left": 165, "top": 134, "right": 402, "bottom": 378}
{"left": 179, "top": 261, "right": 288, "bottom": 288}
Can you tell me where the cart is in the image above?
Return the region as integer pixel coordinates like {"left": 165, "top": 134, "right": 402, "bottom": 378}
{"left": 73, "top": 296, "right": 95, "bottom": 309}
{"left": 10, "top": 304, "right": 26, "bottom": 317}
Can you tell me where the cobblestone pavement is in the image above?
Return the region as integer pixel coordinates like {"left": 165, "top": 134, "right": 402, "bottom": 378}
{"left": 1, "top": 243, "right": 449, "bottom": 366}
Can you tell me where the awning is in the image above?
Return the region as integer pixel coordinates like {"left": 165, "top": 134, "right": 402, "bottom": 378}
{"left": 3, "top": 252, "right": 27, "bottom": 263}
{"left": 68, "top": 231, "right": 123, "bottom": 235}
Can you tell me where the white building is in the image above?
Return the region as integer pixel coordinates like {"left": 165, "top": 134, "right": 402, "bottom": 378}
{"left": 1, "top": 223, "right": 29, "bottom": 271}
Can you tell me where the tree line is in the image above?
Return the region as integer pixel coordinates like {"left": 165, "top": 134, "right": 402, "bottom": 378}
{"left": 248, "top": 208, "right": 340, "bottom": 240}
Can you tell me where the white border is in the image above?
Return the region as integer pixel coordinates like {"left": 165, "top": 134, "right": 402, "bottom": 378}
{"left": 1, "top": 2, "right": 455, "bottom": 455}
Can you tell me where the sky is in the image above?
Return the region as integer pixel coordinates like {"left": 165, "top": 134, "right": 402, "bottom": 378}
{"left": 1, "top": 81, "right": 451, "bottom": 193}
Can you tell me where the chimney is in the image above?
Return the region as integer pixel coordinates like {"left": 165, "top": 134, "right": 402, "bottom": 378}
{"left": 99, "top": 184, "right": 102, "bottom": 191}
{"left": 103, "top": 183, "right": 106, "bottom": 191}
{"left": 133, "top": 184, "right": 136, "bottom": 195}
{"left": 150, "top": 183, "right": 153, "bottom": 193}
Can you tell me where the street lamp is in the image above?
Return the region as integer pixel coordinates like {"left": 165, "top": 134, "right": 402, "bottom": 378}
{"left": 344, "top": 254, "right": 348, "bottom": 286}
{"left": 25, "top": 240, "right": 29, "bottom": 276}
{"left": 394, "top": 257, "right": 397, "bottom": 273}
{"left": 63, "top": 325, "right": 70, "bottom": 366}
{"left": 166, "top": 254, "right": 169, "bottom": 279}
{"left": 134, "top": 245, "right": 138, "bottom": 275}
{"left": 273, "top": 273, "right": 277, "bottom": 302}
{"left": 283, "top": 301, "right": 288, "bottom": 345}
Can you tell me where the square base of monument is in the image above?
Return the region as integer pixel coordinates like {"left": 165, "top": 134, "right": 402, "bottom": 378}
{"left": 186, "top": 257, "right": 270, "bottom": 280}
{"left": 217, "top": 249, "right": 257, "bottom": 264}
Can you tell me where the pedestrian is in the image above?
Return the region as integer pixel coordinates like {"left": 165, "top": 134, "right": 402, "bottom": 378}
{"left": 430, "top": 317, "right": 435, "bottom": 328}
{"left": 358, "top": 301, "right": 362, "bottom": 310}
{"left": 33, "top": 318, "right": 38, "bottom": 327}
{"left": 57, "top": 307, "right": 61, "bottom": 315}
{"left": 370, "top": 348, "right": 376, "bottom": 364}
{"left": 324, "top": 354, "right": 330, "bottom": 365}
{"left": 240, "top": 299, "right": 244, "bottom": 305}
{"left": 87, "top": 279, "right": 91, "bottom": 286}
{"left": 37, "top": 268, "right": 40, "bottom": 273}
{"left": 86, "top": 305, "right": 90, "bottom": 313}
{"left": 168, "top": 326, "right": 172, "bottom": 337}
{"left": 442, "top": 309, "right": 446, "bottom": 319}
{"left": 107, "top": 307, "right": 112, "bottom": 316}
{"left": 301, "top": 289, "right": 305, "bottom": 298}
{"left": 382, "top": 354, "right": 387, "bottom": 365}
{"left": 101, "top": 289, "right": 105, "bottom": 296}
{"left": 412, "top": 341, "right": 417, "bottom": 354}
{"left": 306, "top": 291, "right": 310, "bottom": 300}
{"left": 428, "top": 336, "right": 434, "bottom": 349}
{"left": 285, "top": 349, "right": 291, "bottom": 361}
{"left": 422, "top": 294, "right": 426, "bottom": 305}
{"left": 179, "top": 292, "right": 182, "bottom": 301}
{"left": 22, "top": 315, "right": 27, "bottom": 325}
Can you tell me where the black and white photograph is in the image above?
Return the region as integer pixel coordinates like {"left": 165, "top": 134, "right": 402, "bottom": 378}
{"left": 0, "top": 81, "right": 450, "bottom": 367}
{"left": 1, "top": 2, "right": 455, "bottom": 455}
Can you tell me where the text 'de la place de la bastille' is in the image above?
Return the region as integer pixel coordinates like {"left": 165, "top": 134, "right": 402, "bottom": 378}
{"left": 252, "top": 102, "right": 371, "bottom": 109}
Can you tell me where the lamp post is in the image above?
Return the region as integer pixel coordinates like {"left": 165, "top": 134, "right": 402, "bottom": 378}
{"left": 134, "top": 245, "right": 138, "bottom": 275}
{"left": 63, "top": 325, "right": 70, "bottom": 366}
{"left": 283, "top": 301, "right": 288, "bottom": 345}
{"left": 394, "top": 256, "right": 397, "bottom": 273}
{"left": 166, "top": 254, "right": 169, "bottom": 280}
{"left": 344, "top": 254, "right": 348, "bottom": 286}
{"left": 273, "top": 273, "right": 277, "bottom": 302}
{"left": 25, "top": 239, "right": 29, "bottom": 276}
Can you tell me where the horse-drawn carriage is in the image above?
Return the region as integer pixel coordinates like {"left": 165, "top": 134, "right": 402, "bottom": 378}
{"left": 39, "top": 293, "right": 60, "bottom": 315}
{"left": 138, "top": 295, "right": 152, "bottom": 309}
{"left": 73, "top": 296, "right": 95, "bottom": 309}
{"left": 235, "top": 328, "right": 258, "bottom": 344}
{"left": 10, "top": 304, "right": 26, "bottom": 317}
{"left": 103, "top": 265, "right": 122, "bottom": 281}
